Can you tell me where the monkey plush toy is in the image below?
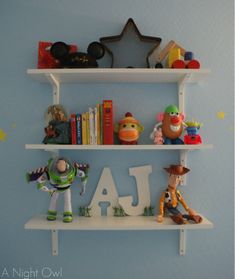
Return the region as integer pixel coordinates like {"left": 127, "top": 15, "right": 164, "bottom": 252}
{"left": 150, "top": 105, "right": 186, "bottom": 144}
{"left": 115, "top": 112, "right": 144, "bottom": 144}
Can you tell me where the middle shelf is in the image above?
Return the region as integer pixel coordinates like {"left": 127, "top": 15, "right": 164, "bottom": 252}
{"left": 25, "top": 144, "right": 213, "bottom": 151}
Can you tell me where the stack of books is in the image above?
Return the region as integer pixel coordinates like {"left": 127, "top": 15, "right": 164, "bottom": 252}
{"left": 70, "top": 100, "right": 114, "bottom": 145}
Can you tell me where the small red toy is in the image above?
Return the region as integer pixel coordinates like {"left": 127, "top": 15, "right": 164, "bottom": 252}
{"left": 172, "top": 51, "right": 200, "bottom": 69}
{"left": 184, "top": 134, "right": 202, "bottom": 144}
{"left": 184, "top": 120, "right": 203, "bottom": 144}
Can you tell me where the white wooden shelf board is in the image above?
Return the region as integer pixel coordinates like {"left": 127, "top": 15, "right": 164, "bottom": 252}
{"left": 25, "top": 215, "right": 213, "bottom": 256}
{"left": 27, "top": 68, "right": 210, "bottom": 84}
{"left": 25, "top": 144, "right": 213, "bottom": 151}
{"left": 25, "top": 215, "right": 213, "bottom": 231}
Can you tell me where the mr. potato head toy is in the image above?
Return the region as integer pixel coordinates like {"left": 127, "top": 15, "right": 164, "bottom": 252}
{"left": 115, "top": 112, "right": 144, "bottom": 144}
{"left": 150, "top": 105, "right": 186, "bottom": 144}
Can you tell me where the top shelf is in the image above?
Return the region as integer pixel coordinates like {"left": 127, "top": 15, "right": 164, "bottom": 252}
{"left": 27, "top": 68, "right": 210, "bottom": 84}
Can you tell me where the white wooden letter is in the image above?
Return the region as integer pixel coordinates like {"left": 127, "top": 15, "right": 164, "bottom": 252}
{"left": 89, "top": 167, "right": 119, "bottom": 216}
{"left": 118, "top": 165, "right": 152, "bottom": 216}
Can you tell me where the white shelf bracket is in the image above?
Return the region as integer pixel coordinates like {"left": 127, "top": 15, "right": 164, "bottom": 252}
{"left": 44, "top": 148, "right": 59, "bottom": 157}
{"left": 179, "top": 229, "right": 186, "bottom": 255}
{"left": 46, "top": 74, "right": 60, "bottom": 105}
{"left": 178, "top": 74, "right": 191, "bottom": 113}
{"left": 180, "top": 150, "right": 188, "bottom": 185}
{"left": 51, "top": 230, "right": 59, "bottom": 256}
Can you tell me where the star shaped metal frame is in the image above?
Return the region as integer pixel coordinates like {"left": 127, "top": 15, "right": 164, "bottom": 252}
{"left": 100, "top": 18, "right": 161, "bottom": 68}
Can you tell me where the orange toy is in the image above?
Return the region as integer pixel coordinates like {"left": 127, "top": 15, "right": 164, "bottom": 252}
{"left": 115, "top": 112, "right": 144, "bottom": 144}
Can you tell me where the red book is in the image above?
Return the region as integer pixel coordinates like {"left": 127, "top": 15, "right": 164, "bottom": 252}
{"left": 103, "top": 100, "right": 114, "bottom": 144}
{"left": 70, "top": 114, "right": 77, "bottom": 145}
{"left": 37, "top": 41, "right": 78, "bottom": 69}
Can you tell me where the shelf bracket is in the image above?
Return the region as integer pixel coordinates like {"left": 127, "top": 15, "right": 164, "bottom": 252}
{"left": 178, "top": 74, "right": 191, "bottom": 113}
{"left": 46, "top": 74, "right": 60, "bottom": 105}
{"left": 51, "top": 230, "right": 59, "bottom": 256}
{"left": 179, "top": 229, "right": 186, "bottom": 255}
{"left": 180, "top": 150, "right": 188, "bottom": 185}
{"left": 44, "top": 148, "right": 59, "bottom": 157}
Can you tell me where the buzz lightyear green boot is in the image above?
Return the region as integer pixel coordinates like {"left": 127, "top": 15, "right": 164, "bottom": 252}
{"left": 63, "top": 212, "right": 73, "bottom": 223}
{"left": 47, "top": 210, "right": 57, "bottom": 221}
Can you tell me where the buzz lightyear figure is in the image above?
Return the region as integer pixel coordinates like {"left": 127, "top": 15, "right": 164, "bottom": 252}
{"left": 26, "top": 157, "right": 89, "bottom": 223}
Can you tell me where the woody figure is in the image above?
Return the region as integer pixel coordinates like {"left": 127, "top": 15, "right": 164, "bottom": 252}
{"left": 157, "top": 165, "right": 202, "bottom": 225}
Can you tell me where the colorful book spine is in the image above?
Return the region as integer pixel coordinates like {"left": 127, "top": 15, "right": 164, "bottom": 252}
{"left": 103, "top": 100, "right": 113, "bottom": 144}
{"left": 76, "top": 113, "right": 82, "bottom": 144}
{"left": 82, "top": 113, "right": 87, "bottom": 144}
{"left": 86, "top": 111, "right": 90, "bottom": 145}
{"left": 93, "top": 106, "right": 98, "bottom": 145}
{"left": 70, "top": 114, "right": 77, "bottom": 145}
{"left": 99, "top": 104, "right": 103, "bottom": 145}
{"left": 96, "top": 104, "right": 101, "bottom": 145}
{"left": 89, "top": 107, "right": 95, "bottom": 145}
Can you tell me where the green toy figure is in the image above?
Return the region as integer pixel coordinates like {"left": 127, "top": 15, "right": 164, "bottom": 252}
{"left": 26, "top": 157, "right": 89, "bottom": 222}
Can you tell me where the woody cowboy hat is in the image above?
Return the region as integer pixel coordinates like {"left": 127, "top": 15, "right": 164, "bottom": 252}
{"left": 164, "top": 164, "right": 190, "bottom": 175}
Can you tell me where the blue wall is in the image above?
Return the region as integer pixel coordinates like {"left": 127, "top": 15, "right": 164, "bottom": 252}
{"left": 0, "top": 1, "right": 234, "bottom": 279}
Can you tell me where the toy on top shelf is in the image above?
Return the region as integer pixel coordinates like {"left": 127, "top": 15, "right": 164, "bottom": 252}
{"left": 37, "top": 41, "right": 78, "bottom": 69}
{"left": 50, "top": 41, "right": 105, "bottom": 68}
{"left": 115, "top": 112, "right": 144, "bottom": 144}
{"left": 184, "top": 120, "right": 203, "bottom": 144}
{"left": 154, "top": 40, "right": 200, "bottom": 69}
{"left": 150, "top": 105, "right": 185, "bottom": 145}
{"left": 26, "top": 157, "right": 89, "bottom": 223}
{"left": 43, "top": 105, "right": 71, "bottom": 144}
{"left": 156, "top": 165, "right": 202, "bottom": 225}
{"left": 171, "top": 50, "right": 201, "bottom": 69}
{"left": 154, "top": 40, "right": 185, "bottom": 68}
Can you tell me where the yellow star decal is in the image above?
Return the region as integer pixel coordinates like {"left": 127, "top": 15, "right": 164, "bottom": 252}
{"left": 217, "top": 111, "right": 225, "bottom": 119}
{"left": 0, "top": 129, "right": 7, "bottom": 141}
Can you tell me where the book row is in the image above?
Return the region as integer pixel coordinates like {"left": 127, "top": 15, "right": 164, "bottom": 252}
{"left": 70, "top": 100, "right": 113, "bottom": 145}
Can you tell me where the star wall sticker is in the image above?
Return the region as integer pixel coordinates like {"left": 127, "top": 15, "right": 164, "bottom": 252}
{"left": 100, "top": 18, "right": 161, "bottom": 68}
{"left": 0, "top": 129, "right": 7, "bottom": 141}
{"left": 216, "top": 111, "right": 225, "bottom": 120}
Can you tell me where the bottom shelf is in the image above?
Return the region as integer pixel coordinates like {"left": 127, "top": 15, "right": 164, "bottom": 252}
{"left": 25, "top": 215, "right": 213, "bottom": 256}
{"left": 25, "top": 214, "right": 213, "bottom": 230}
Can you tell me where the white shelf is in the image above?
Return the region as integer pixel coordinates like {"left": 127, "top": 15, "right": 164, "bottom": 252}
{"left": 25, "top": 214, "right": 213, "bottom": 231}
{"left": 25, "top": 215, "right": 213, "bottom": 256}
{"left": 27, "top": 68, "right": 210, "bottom": 84}
{"left": 26, "top": 67, "right": 213, "bottom": 256}
{"left": 25, "top": 144, "right": 213, "bottom": 151}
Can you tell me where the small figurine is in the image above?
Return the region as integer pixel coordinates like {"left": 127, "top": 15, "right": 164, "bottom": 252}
{"left": 78, "top": 206, "right": 92, "bottom": 217}
{"left": 143, "top": 206, "right": 154, "bottom": 216}
{"left": 43, "top": 121, "right": 71, "bottom": 144}
{"left": 150, "top": 127, "right": 164, "bottom": 145}
{"left": 44, "top": 105, "right": 68, "bottom": 123}
{"left": 113, "top": 206, "right": 127, "bottom": 217}
{"left": 115, "top": 112, "right": 144, "bottom": 144}
{"left": 26, "top": 157, "right": 89, "bottom": 222}
{"left": 184, "top": 120, "right": 203, "bottom": 144}
{"left": 156, "top": 165, "right": 202, "bottom": 224}
{"left": 150, "top": 105, "right": 186, "bottom": 144}
{"left": 50, "top": 41, "right": 105, "bottom": 68}
{"left": 43, "top": 105, "right": 70, "bottom": 144}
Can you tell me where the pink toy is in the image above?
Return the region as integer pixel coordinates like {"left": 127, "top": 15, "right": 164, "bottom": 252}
{"left": 152, "top": 127, "right": 164, "bottom": 144}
